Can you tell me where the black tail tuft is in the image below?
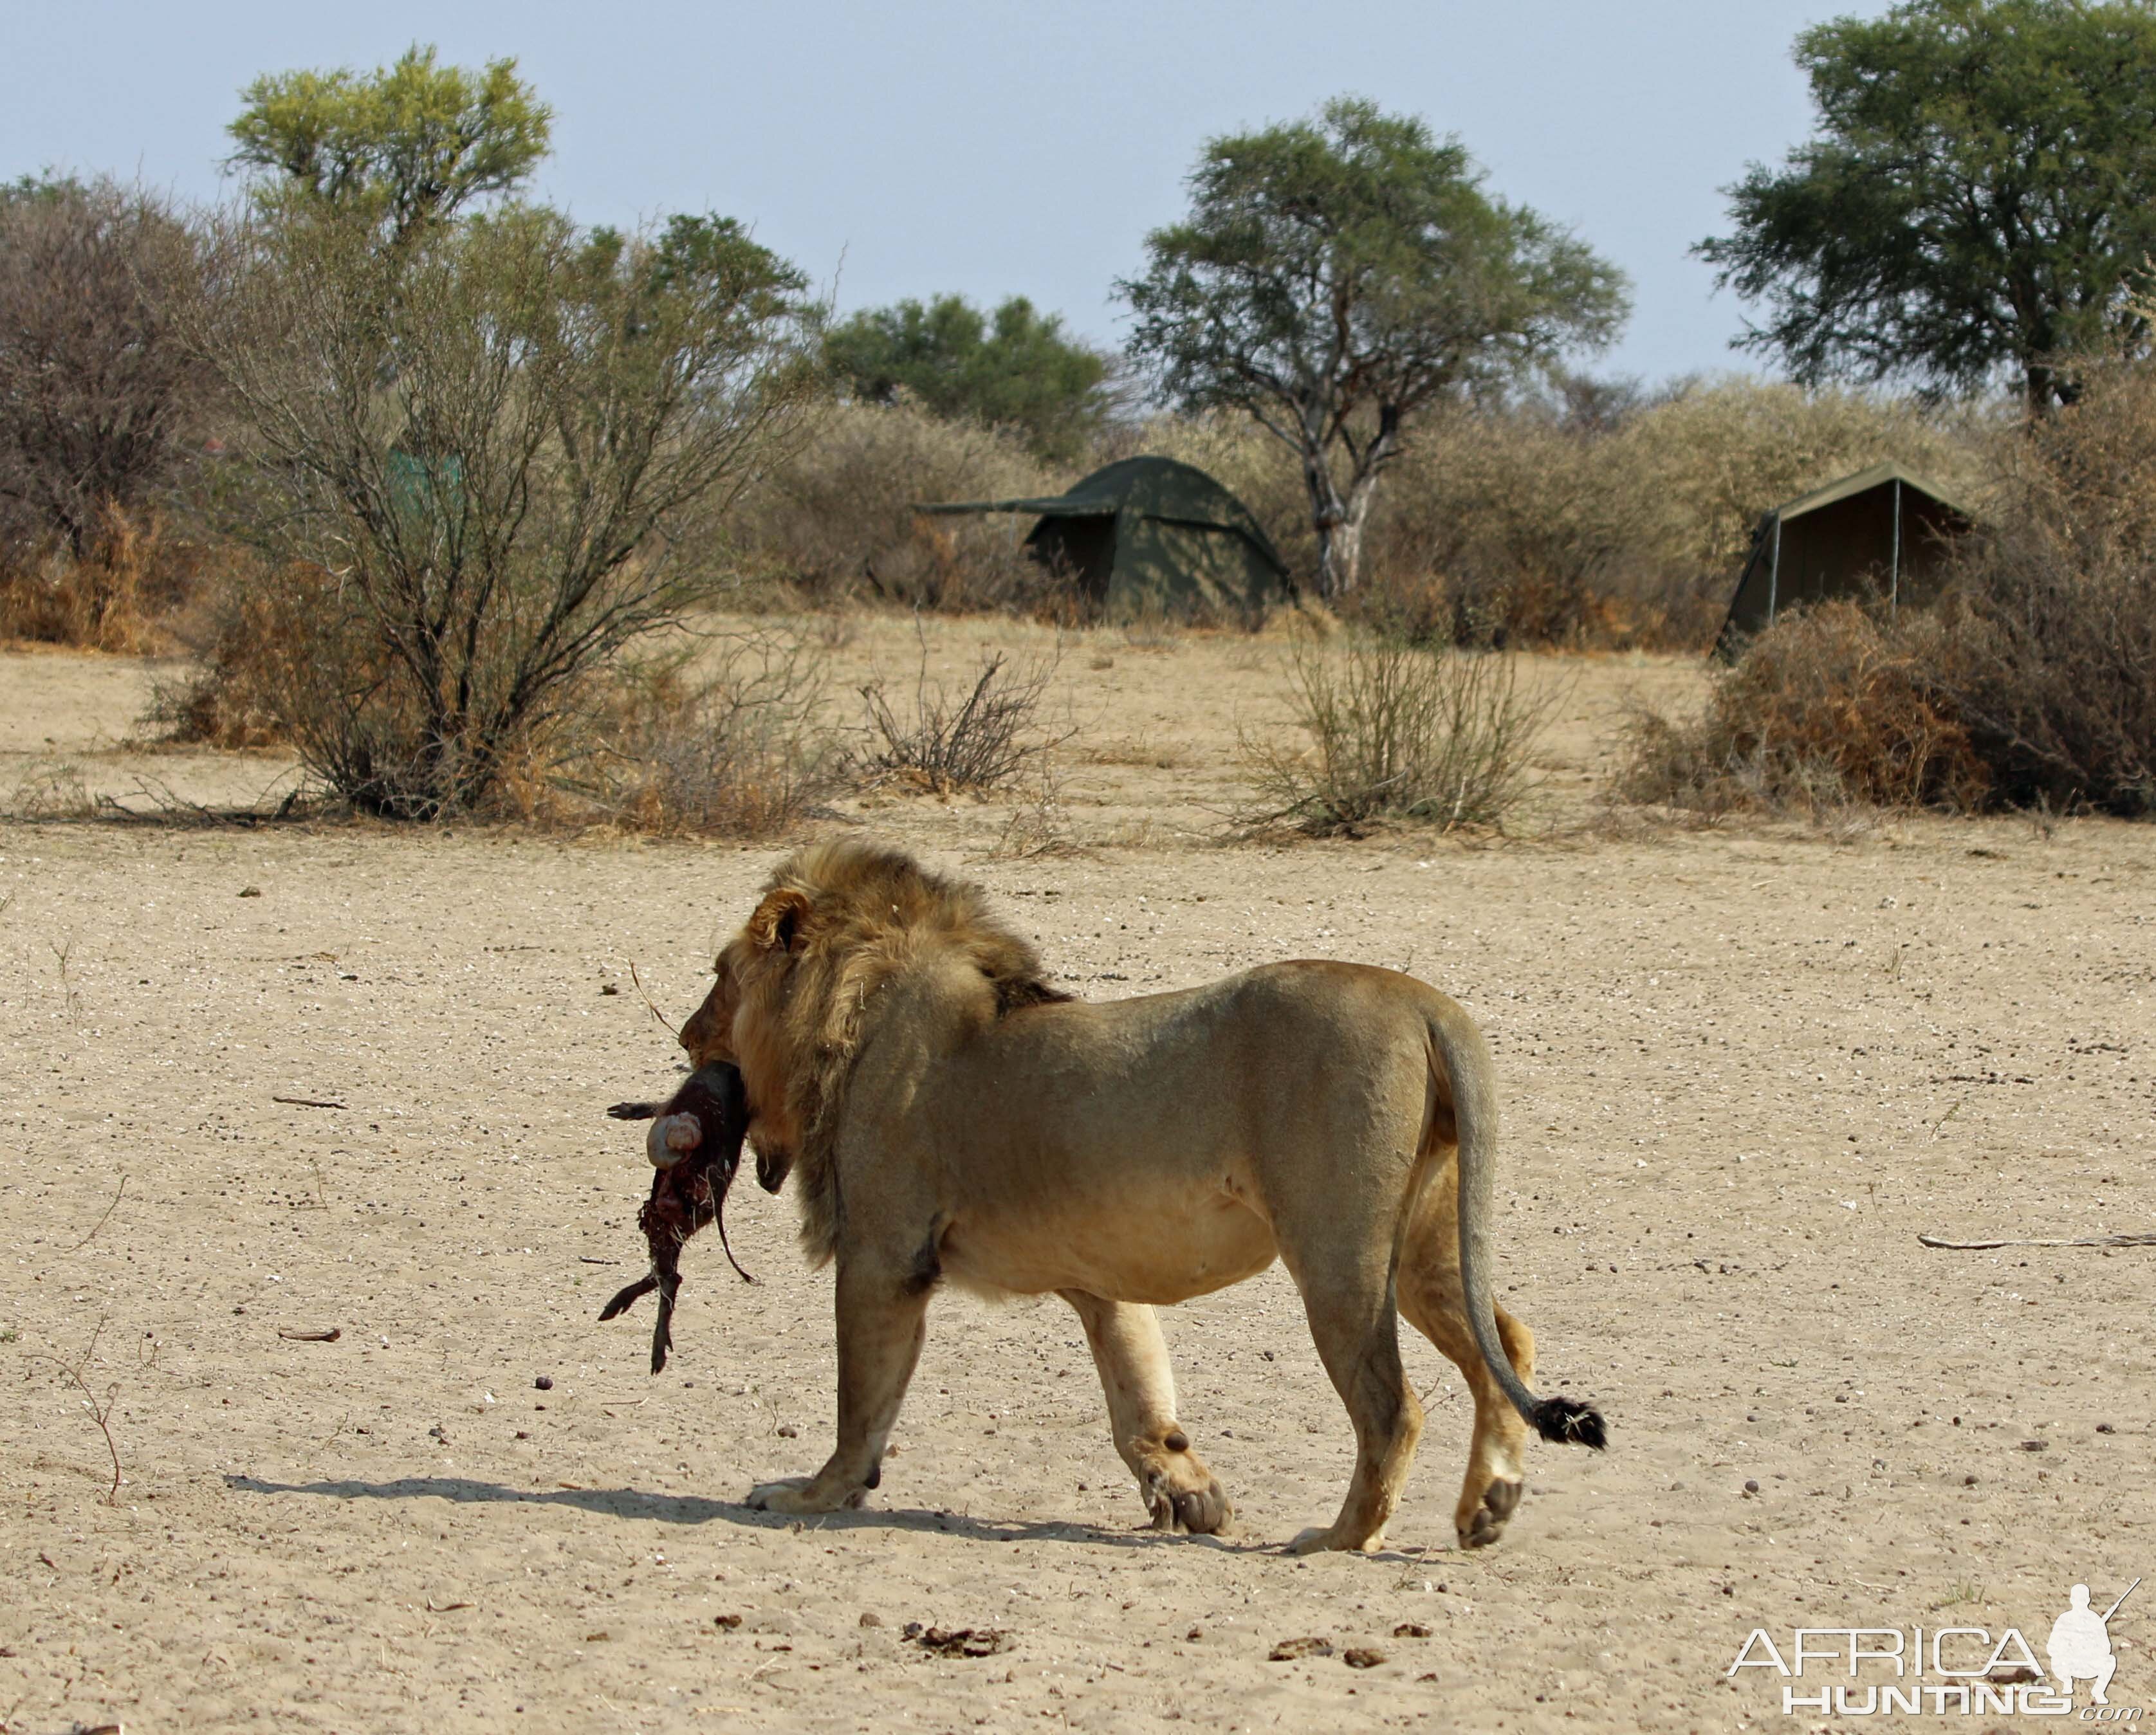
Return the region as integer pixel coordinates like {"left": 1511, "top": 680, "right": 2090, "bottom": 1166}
{"left": 1531, "top": 1395, "right": 1608, "bottom": 1451}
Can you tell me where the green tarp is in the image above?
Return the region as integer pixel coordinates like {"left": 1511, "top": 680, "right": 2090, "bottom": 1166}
{"left": 919, "top": 455, "right": 1291, "bottom": 621}
{"left": 1715, "top": 461, "right": 1975, "bottom": 657}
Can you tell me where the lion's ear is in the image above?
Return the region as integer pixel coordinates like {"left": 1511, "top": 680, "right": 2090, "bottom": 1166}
{"left": 747, "top": 887, "right": 812, "bottom": 955}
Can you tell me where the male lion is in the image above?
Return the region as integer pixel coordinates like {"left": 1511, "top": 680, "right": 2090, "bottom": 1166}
{"left": 662, "top": 838, "right": 1605, "bottom": 1553}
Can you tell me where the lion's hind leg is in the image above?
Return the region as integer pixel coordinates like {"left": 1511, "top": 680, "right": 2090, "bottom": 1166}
{"left": 1058, "top": 1290, "right": 1231, "bottom": 1536}
{"left": 1276, "top": 1240, "right": 1424, "bottom": 1555}
{"left": 1396, "top": 1160, "right": 1536, "bottom": 1550}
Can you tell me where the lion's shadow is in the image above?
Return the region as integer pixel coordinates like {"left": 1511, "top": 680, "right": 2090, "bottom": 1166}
{"left": 223, "top": 1473, "right": 1266, "bottom": 1551}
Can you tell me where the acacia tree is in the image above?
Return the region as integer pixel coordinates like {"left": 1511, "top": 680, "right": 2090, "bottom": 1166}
{"left": 1120, "top": 96, "right": 1627, "bottom": 600}
{"left": 1699, "top": 0, "right": 2156, "bottom": 416}
{"left": 227, "top": 44, "right": 551, "bottom": 243}
{"left": 195, "top": 201, "right": 819, "bottom": 817}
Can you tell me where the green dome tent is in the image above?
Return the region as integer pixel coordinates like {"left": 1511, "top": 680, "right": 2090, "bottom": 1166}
{"left": 918, "top": 455, "right": 1292, "bottom": 621}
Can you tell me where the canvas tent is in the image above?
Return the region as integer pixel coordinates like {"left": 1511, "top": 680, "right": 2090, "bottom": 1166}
{"left": 919, "top": 455, "right": 1292, "bottom": 620}
{"left": 1714, "top": 461, "right": 1974, "bottom": 657}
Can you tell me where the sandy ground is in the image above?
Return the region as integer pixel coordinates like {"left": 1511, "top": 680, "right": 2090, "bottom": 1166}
{"left": 1, "top": 616, "right": 2151, "bottom": 1734}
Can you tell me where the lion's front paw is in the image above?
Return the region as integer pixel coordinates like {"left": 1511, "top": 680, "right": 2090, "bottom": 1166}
{"left": 1145, "top": 1472, "right": 1233, "bottom": 1537}
{"left": 745, "top": 1475, "right": 862, "bottom": 1515}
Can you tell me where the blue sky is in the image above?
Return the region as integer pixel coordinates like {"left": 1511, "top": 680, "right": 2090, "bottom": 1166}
{"left": 3, "top": 0, "right": 1892, "bottom": 384}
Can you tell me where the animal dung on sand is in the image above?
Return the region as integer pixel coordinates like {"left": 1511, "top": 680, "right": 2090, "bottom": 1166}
{"left": 598, "top": 1062, "right": 754, "bottom": 1373}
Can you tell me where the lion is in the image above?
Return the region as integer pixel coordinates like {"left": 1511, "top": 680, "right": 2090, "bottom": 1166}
{"left": 659, "top": 837, "right": 1605, "bottom": 1553}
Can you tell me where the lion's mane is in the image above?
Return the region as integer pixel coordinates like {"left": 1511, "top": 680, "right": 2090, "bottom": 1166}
{"left": 727, "top": 838, "right": 1069, "bottom": 1263}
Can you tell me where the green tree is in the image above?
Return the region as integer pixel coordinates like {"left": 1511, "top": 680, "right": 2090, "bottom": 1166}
{"left": 228, "top": 44, "right": 551, "bottom": 242}
{"left": 1119, "top": 96, "right": 1627, "bottom": 600}
{"left": 191, "top": 200, "right": 818, "bottom": 818}
{"left": 1699, "top": 0, "right": 2156, "bottom": 416}
{"left": 824, "top": 293, "right": 1111, "bottom": 459}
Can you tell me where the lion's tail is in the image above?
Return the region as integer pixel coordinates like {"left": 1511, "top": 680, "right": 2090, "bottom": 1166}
{"left": 1424, "top": 1000, "right": 1608, "bottom": 1452}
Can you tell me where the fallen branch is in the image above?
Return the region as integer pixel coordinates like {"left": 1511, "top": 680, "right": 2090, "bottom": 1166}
{"left": 627, "top": 962, "right": 676, "bottom": 1036}
{"left": 1917, "top": 1231, "right": 2156, "bottom": 1251}
{"left": 66, "top": 1173, "right": 127, "bottom": 1253}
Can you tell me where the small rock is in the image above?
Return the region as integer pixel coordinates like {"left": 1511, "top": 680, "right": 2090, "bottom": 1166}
{"left": 776, "top": 1424, "right": 798, "bottom": 1438}
{"left": 2019, "top": 1439, "right": 2049, "bottom": 1452}
{"left": 1344, "top": 1648, "right": 1386, "bottom": 1669}
{"left": 535, "top": 1375, "right": 553, "bottom": 1391}
{"left": 1744, "top": 1479, "right": 1760, "bottom": 1494}
{"left": 713, "top": 1613, "right": 742, "bottom": 1629}
{"left": 1393, "top": 1622, "right": 1432, "bottom": 1639}
{"left": 2097, "top": 1423, "right": 2115, "bottom": 1435}
{"left": 600, "top": 983, "right": 620, "bottom": 996}
{"left": 428, "top": 1422, "right": 449, "bottom": 1445}
{"left": 1269, "top": 1637, "right": 1332, "bottom": 1662}
{"left": 1186, "top": 1626, "right": 1202, "bottom": 1642}
{"left": 1964, "top": 1474, "right": 1978, "bottom": 1486}
{"left": 858, "top": 1611, "right": 883, "bottom": 1629}
{"left": 238, "top": 886, "right": 262, "bottom": 898}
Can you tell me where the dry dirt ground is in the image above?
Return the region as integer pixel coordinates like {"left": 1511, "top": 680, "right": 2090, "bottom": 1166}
{"left": 2, "top": 614, "right": 2151, "bottom": 1734}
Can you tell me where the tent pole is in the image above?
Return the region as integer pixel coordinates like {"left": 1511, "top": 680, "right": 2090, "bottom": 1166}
{"left": 1890, "top": 476, "right": 1902, "bottom": 615}
{"left": 1767, "top": 516, "right": 1781, "bottom": 623}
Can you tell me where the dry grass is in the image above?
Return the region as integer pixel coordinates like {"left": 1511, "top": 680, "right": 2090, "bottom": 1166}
{"left": 0, "top": 506, "right": 196, "bottom": 654}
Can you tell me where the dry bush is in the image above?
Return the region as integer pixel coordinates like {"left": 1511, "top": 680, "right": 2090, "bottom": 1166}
{"left": 1624, "top": 378, "right": 1989, "bottom": 574}
{"left": 527, "top": 631, "right": 836, "bottom": 836}
{"left": 1240, "top": 632, "right": 1560, "bottom": 836}
{"left": 1356, "top": 403, "right": 1675, "bottom": 647}
{"left": 1937, "top": 357, "right": 2156, "bottom": 816}
{"left": 0, "top": 178, "right": 212, "bottom": 568}
{"left": 733, "top": 400, "right": 1060, "bottom": 612}
{"left": 1617, "top": 601, "right": 1987, "bottom": 816}
{"left": 858, "top": 634, "right": 1068, "bottom": 793}
{"left": 144, "top": 553, "right": 296, "bottom": 747}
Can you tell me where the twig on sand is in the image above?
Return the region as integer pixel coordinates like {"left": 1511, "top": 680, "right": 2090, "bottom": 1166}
{"left": 272, "top": 1095, "right": 346, "bottom": 1110}
{"left": 1918, "top": 1231, "right": 2156, "bottom": 1251}
{"left": 627, "top": 962, "right": 676, "bottom": 1036}
{"left": 66, "top": 1173, "right": 127, "bottom": 1253}
{"left": 277, "top": 1327, "right": 342, "bottom": 1343}
{"left": 30, "top": 1317, "right": 124, "bottom": 1503}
